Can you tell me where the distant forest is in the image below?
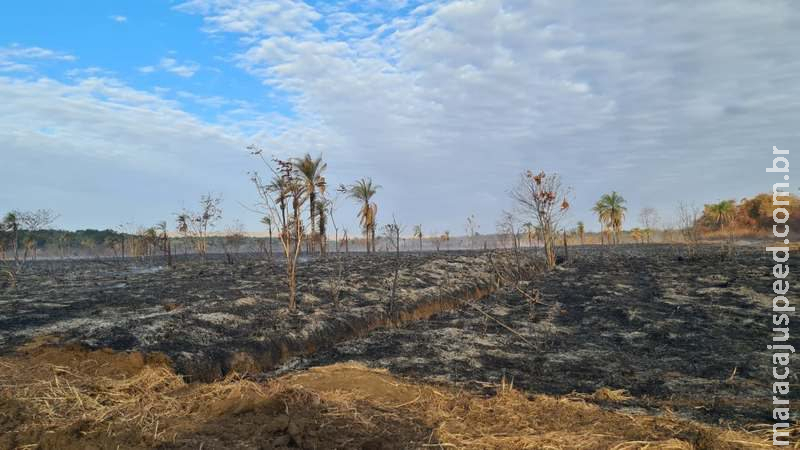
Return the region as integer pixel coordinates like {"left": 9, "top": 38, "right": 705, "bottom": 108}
{"left": 0, "top": 192, "right": 796, "bottom": 261}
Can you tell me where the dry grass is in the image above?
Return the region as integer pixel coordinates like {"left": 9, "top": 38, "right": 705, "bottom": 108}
{"left": 0, "top": 346, "right": 787, "bottom": 449}
{"left": 290, "top": 364, "right": 775, "bottom": 449}
{"left": 0, "top": 346, "right": 275, "bottom": 442}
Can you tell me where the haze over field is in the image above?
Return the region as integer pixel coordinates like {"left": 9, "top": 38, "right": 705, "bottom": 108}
{"left": 1, "top": 1, "right": 797, "bottom": 233}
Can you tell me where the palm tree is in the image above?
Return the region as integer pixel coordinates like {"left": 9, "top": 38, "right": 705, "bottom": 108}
{"left": 267, "top": 175, "right": 289, "bottom": 234}
{"left": 594, "top": 192, "right": 627, "bottom": 244}
{"left": 261, "top": 216, "right": 273, "bottom": 259}
{"left": 316, "top": 199, "right": 328, "bottom": 255}
{"left": 413, "top": 225, "right": 423, "bottom": 251}
{"left": 345, "top": 178, "right": 380, "bottom": 253}
{"left": 704, "top": 200, "right": 736, "bottom": 232}
{"left": 292, "top": 154, "right": 327, "bottom": 254}
{"left": 3, "top": 212, "right": 18, "bottom": 264}
{"left": 143, "top": 227, "right": 159, "bottom": 258}
{"left": 576, "top": 221, "right": 585, "bottom": 244}
{"left": 156, "top": 221, "right": 172, "bottom": 266}
{"left": 592, "top": 201, "right": 609, "bottom": 245}
{"left": 176, "top": 214, "right": 190, "bottom": 256}
{"left": 443, "top": 230, "right": 450, "bottom": 250}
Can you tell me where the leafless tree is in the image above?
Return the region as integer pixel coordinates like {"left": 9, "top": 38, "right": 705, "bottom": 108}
{"left": 177, "top": 194, "right": 222, "bottom": 259}
{"left": 249, "top": 145, "right": 307, "bottom": 312}
{"left": 222, "top": 221, "right": 246, "bottom": 264}
{"left": 677, "top": 202, "right": 702, "bottom": 258}
{"left": 465, "top": 214, "right": 479, "bottom": 250}
{"left": 497, "top": 210, "right": 522, "bottom": 274}
{"left": 383, "top": 217, "right": 403, "bottom": 316}
{"left": 511, "top": 170, "right": 570, "bottom": 270}
{"left": 639, "top": 207, "right": 659, "bottom": 243}
{"left": 1, "top": 209, "right": 59, "bottom": 286}
{"left": 17, "top": 209, "right": 59, "bottom": 233}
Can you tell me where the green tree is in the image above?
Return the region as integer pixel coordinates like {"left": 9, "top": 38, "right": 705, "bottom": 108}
{"left": 593, "top": 192, "right": 627, "bottom": 244}
{"left": 343, "top": 178, "right": 380, "bottom": 253}
{"left": 292, "top": 154, "right": 327, "bottom": 254}
{"left": 704, "top": 200, "right": 736, "bottom": 232}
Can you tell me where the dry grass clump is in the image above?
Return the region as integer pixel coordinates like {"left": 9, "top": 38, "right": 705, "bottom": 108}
{"left": 289, "top": 364, "right": 772, "bottom": 450}
{"left": 566, "top": 386, "right": 634, "bottom": 403}
{"left": 0, "top": 345, "right": 274, "bottom": 443}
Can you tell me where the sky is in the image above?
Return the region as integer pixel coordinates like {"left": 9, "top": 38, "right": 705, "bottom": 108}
{"left": 1, "top": 0, "right": 798, "bottom": 235}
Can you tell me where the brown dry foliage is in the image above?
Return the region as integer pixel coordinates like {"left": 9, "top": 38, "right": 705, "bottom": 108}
{"left": 0, "top": 343, "right": 788, "bottom": 449}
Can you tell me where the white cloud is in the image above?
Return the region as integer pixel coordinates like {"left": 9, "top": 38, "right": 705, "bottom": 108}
{"left": 4, "top": 2, "right": 799, "bottom": 232}
{"left": 173, "top": 0, "right": 800, "bottom": 232}
{"left": 0, "top": 74, "right": 255, "bottom": 228}
{"left": 110, "top": 15, "right": 128, "bottom": 23}
{"left": 139, "top": 57, "right": 200, "bottom": 77}
{"left": 0, "top": 44, "right": 76, "bottom": 72}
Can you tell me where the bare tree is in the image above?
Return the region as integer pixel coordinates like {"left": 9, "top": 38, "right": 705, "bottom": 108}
{"left": 639, "top": 207, "right": 659, "bottom": 243}
{"left": 413, "top": 224, "right": 423, "bottom": 252}
{"left": 177, "top": 195, "right": 223, "bottom": 259}
{"left": 383, "top": 217, "right": 403, "bottom": 316}
{"left": 1, "top": 209, "right": 59, "bottom": 285}
{"left": 677, "top": 202, "right": 702, "bottom": 258}
{"left": 465, "top": 214, "right": 479, "bottom": 250}
{"left": 249, "top": 145, "right": 307, "bottom": 312}
{"left": 497, "top": 210, "right": 522, "bottom": 274}
{"left": 17, "top": 209, "right": 59, "bottom": 233}
{"left": 511, "top": 170, "right": 570, "bottom": 269}
{"left": 222, "top": 221, "right": 246, "bottom": 264}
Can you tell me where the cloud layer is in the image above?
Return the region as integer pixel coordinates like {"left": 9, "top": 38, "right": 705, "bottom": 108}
{"left": 2, "top": 1, "right": 798, "bottom": 233}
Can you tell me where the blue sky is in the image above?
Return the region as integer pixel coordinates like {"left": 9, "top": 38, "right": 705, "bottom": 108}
{"left": 1, "top": 1, "right": 797, "bottom": 235}
{"left": 0, "top": 1, "right": 290, "bottom": 121}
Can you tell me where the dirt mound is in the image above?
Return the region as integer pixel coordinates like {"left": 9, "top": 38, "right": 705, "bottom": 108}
{"left": 0, "top": 344, "right": 778, "bottom": 449}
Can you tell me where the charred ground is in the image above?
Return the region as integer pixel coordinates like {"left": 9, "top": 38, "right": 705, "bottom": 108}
{"left": 0, "top": 244, "right": 794, "bottom": 431}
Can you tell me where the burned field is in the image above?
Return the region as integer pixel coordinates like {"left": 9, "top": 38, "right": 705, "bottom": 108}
{"left": 296, "top": 245, "right": 797, "bottom": 428}
{"left": 0, "top": 251, "right": 505, "bottom": 381}
{"left": 0, "top": 244, "right": 796, "bottom": 447}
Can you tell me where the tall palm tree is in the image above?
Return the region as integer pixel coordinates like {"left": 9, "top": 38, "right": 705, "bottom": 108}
{"left": 292, "top": 154, "right": 327, "bottom": 254}
{"left": 176, "top": 214, "right": 190, "bottom": 256}
{"left": 576, "top": 221, "right": 585, "bottom": 245}
{"left": 413, "top": 225, "right": 423, "bottom": 251}
{"left": 592, "top": 200, "right": 609, "bottom": 245}
{"left": 704, "top": 200, "right": 735, "bottom": 232}
{"left": 260, "top": 216, "right": 273, "bottom": 259}
{"left": 345, "top": 178, "right": 380, "bottom": 253}
{"left": 316, "top": 199, "right": 328, "bottom": 255}
{"left": 594, "top": 192, "right": 627, "bottom": 244}
{"left": 3, "top": 212, "right": 19, "bottom": 264}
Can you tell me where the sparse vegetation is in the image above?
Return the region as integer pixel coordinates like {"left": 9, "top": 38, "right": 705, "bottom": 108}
{"left": 511, "top": 170, "right": 570, "bottom": 269}
{"left": 176, "top": 194, "right": 223, "bottom": 260}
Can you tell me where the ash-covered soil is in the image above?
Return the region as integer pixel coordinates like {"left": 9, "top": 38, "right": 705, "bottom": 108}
{"left": 0, "top": 251, "right": 516, "bottom": 380}
{"left": 287, "top": 245, "right": 799, "bottom": 428}
{"left": 2, "top": 245, "right": 796, "bottom": 430}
